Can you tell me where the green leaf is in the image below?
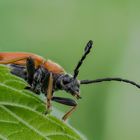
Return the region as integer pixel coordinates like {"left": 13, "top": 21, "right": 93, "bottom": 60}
{"left": 0, "top": 65, "right": 85, "bottom": 140}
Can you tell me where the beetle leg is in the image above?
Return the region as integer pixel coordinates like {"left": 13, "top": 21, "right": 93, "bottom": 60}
{"left": 52, "top": 97, "right": 77, "bottom": 121}
{"left": 0, "top": 56, "right": 35, "bottom": 86}
{"left": 0, "top": 56, "right": 29, "bottom": 64}
{"left": 26, "top": 57, "right": 35, "bottom": 85}
{"left": 46, "top": 73, "right": 53, "bottom": 113}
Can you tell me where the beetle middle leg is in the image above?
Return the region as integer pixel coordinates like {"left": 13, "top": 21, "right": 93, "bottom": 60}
{"left": 45, "top": 72, "right": 53, "bottom": 113}
{"left": 52, "top": 97, "right": 77, "bottom": 121}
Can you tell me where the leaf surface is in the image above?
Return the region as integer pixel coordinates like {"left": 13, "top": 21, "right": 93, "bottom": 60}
{"left": 0, "top": 65, "right": 84, "bottom": 140}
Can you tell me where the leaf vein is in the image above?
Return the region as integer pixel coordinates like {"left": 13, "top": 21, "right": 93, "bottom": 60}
{"left": 0, "top": 105, "right": 50, "bottom": 140}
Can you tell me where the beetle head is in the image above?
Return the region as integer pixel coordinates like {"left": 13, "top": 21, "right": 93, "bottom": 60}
{"left": 56, "top": 74, "right": 81, "bottom": 99}
{"left": 56, "top": 40, "right": 93, "bottom": 99}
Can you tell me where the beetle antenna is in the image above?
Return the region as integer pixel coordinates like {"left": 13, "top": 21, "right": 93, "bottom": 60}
{"left": 80, "top": 77, "right": 140, "bottom": 89}
{"left": 73, "top": 40, "right": 93, "bottom": 79}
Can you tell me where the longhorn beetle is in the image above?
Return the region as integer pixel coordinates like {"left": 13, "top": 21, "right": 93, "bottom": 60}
{"left": 0, "top": 40, "right": 140, "bottom": 121}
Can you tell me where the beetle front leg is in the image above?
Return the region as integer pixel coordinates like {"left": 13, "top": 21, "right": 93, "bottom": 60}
{"left": 52, "top": 97, "right": 77, "bottom": 121}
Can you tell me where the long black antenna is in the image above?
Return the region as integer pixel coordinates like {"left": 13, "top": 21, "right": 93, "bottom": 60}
{"left": 80, "top": 77, "right": 140, "bottom": 89}
{"left": 73, "top": 40, "right": 93, "bottom": 79}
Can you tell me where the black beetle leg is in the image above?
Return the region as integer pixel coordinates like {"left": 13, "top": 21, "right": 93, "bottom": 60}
{"left": 52, "top": 97, "right": 77, "bottom": 121}
{"left": 26, "top": 57, "right": 35, "bottom": 85}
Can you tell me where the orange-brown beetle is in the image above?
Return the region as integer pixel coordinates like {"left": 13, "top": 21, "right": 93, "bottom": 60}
{"left": 0, "top": 40, "right": 140, "bottom": 121}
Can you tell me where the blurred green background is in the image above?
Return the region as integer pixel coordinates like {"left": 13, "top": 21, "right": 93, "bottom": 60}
{"left": 0, "top": 0, "right": 140, "bottom": 140}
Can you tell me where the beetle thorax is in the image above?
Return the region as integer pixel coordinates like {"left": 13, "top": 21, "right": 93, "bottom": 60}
{"left": 31, "top": 66, "right": 61, "bottom": 94}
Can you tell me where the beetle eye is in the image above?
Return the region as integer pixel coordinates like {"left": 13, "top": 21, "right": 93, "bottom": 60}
{"left": 63, "top": 79, "right": 70, "bottom": 85}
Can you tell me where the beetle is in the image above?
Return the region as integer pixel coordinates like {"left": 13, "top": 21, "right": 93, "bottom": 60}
{"left": 0, "top": 40, "right": 140, "bottom": 121}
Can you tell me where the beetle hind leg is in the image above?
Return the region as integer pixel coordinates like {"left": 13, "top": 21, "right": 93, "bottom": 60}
{"left": 0, "top": 56, "right": 28, "bottom": 64}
